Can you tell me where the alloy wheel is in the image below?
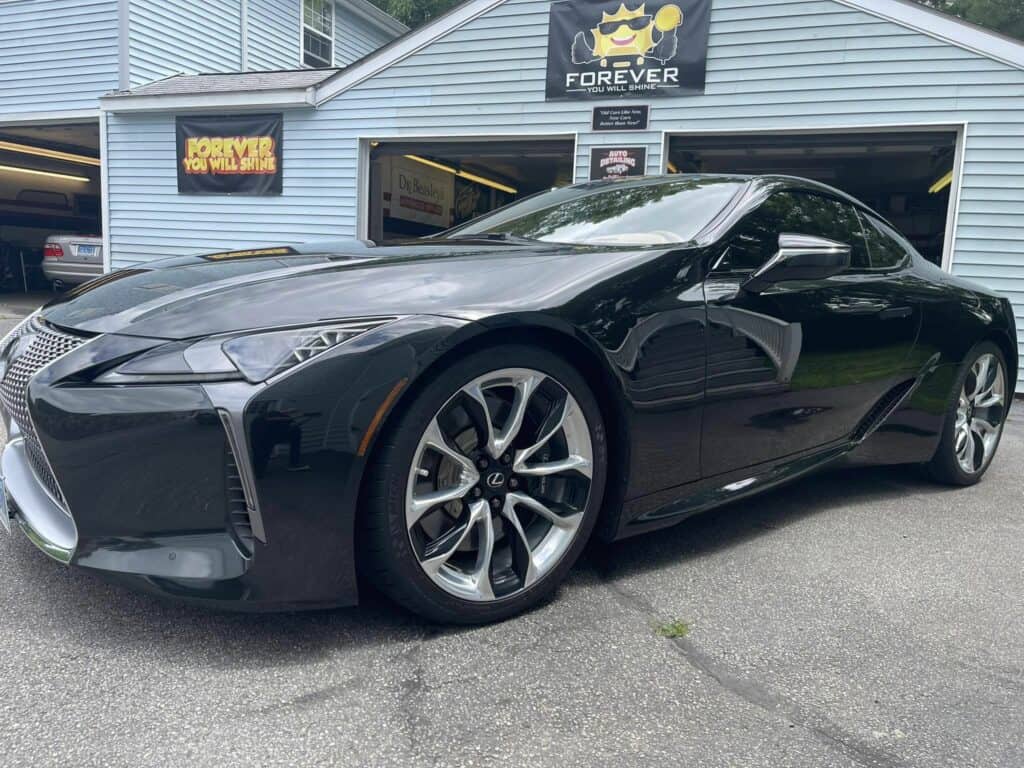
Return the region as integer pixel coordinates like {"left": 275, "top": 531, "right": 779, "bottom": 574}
{"left": 405, "top": 368, "right": 593, "bottom": 602}
{"left": 954, "top": 353, "right": 1006, "bottom": 474}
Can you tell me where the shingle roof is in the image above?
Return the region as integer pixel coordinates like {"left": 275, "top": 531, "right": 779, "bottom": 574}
{"left": 108, "top": 69, "right": 342, "bottom": 98}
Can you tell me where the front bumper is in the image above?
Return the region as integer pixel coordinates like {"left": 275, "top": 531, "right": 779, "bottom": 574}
{"left": 2, "top": 433, "right": 77, "bottom": 563}
{"left": 1, "top": 314, "right": 470, "bottom": 610}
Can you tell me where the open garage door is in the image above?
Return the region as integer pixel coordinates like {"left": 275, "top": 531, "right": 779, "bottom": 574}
{"left": 666, "top": 130, "right": 959, "bottom": 266}
{"left": 367, "top": 138, "right": 576, "bottom": 241}
{"left": 0, "top": 121, "right": 102, "bottom": 293}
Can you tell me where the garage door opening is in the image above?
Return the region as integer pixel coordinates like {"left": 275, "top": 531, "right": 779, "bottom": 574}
{"left": 0, "top": 121, "right": 102, "bottom": 293}
{"left": 666, "top": 130, "right": 959, "bottom": 266}
{"left": 367, "top": 138, "right": 576, "bottom": 241}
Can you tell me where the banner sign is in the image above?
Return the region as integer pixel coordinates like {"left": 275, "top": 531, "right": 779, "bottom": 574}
{"left": 177, "top": 114, "right": 283, "bottom": 195}
{"left": 546, "top": 0, "right": 711, "bottom": 101}
{"left": 590, "top": 146, "right": 647, "bottom": 180}
{"left": 593, "top": 105, "right": 650, "bottom": 131}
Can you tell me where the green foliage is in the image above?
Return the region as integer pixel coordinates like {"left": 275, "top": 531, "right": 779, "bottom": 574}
{"left": 655, "top": 620, "right": 691, "bottom": 639}
{"left": 915, "top": 0, "right": 1024, "bottom": 39}
{"left": 370, "top": 0, "right": 1024, "bottom": 40}
{"left": 370, "top": 0, "right": 462, "bottom": 29}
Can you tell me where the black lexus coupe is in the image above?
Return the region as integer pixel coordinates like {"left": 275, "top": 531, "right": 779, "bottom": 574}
{"left": 0, "top": 175, "right": 1016, "bottom": 623}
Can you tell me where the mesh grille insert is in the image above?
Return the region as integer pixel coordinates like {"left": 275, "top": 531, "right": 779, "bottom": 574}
{"left": 0, "top": 319, "right": 88, "bottom": 511}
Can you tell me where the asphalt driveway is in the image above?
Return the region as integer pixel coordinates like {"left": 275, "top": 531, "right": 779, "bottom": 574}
{"left": 0, "top": 311, "right": 1021, "bottom": 768}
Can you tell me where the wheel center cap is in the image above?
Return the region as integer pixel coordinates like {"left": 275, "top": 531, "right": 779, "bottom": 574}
{"left": 485, "top": 471, "right": 506, "bottom": 489}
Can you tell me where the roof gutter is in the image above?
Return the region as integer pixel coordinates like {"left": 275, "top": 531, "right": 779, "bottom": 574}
{"left": 99, "top": 87, "right": 318, "bottom": 114}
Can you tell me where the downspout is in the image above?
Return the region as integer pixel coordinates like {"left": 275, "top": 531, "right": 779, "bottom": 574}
{"left": 99, "top": 108, "right": 112, "bottom": 274}
{"left": 240, "top": 0, "right": 250, "bottom": 71}
{"left": 117, "top": 0, "right": 130, "bottom": 89}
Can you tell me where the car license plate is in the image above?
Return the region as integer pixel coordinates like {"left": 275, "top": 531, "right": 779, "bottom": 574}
{"left": 0, "top": 477, "right": 10, "bottom": 535}
{"left": 77, "top": 245, "right": 98, "bottom": 257}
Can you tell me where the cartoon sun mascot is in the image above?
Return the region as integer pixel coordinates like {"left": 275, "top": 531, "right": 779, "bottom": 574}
{"left": 572, "top": 2, "right": 683, "bottom": 68}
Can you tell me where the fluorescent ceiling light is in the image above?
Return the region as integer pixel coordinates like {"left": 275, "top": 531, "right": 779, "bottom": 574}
{"left": 403, "top": 154, "right": 517, "bottom": 195}
{"left": 929, "top": 170, "right": 953, "bottom": 195}
{"left": 0, "top": 140, "right": 100, "bottom": 167}
{"left": 0, "top": 164, "right": 90, "bottom": 183}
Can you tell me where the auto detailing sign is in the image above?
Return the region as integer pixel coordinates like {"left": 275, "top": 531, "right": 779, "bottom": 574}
{"left": 546, "top": 0, "right": 711, "bottom": 101}
{"left": 590, "top": 146, "right": 647, "bottom": 180}
{"left": 176, "top": 114, "right": 283, "bottom": 195}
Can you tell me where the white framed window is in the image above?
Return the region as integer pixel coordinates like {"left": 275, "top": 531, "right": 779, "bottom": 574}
{"left": 303, "top": 0, "right": 334, "bottom": 68}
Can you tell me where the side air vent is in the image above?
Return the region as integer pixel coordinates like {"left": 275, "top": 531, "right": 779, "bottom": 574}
{"left": 218, "top": 410, "right": 264, "bottom": 558}
{"left": 852, "top": 379, "right": 917, "bottom": 443}
{"left": 225, "top": 442, "right": 255, "bottom": 557}
{"left": 705, "top": 326, "right": 777, "bottom": 393}
{"left": 625, "top": 323, "right": 705, "bottom": 407}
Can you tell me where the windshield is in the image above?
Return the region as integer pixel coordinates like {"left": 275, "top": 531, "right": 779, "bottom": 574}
{"left": 446, "top": 177, "right": 745, "bottom": 247}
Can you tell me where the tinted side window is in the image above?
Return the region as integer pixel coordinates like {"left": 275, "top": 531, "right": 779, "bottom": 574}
{"left": 860, "top": 214, "right": 912, "bottom": 270}
{"left": 716, "top": 192, "right": 869, "bottom": 273}
{"left": 715, "top": 195, "right": 788, "bottom": 272}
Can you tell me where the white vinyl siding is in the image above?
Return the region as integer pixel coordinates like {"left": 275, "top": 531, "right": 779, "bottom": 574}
{"left": 106, "top": 108, "right": 344, "bottom": 262}
{"left": 128, "top": 0, "right": 243, "bottom": 87}
{"left": 333, "top": 3, "right": 397, "bottom": 65}
{"left": 247, "top": 0, "right": 302, "bottom": 70}
{"left": 0, "top": 0, "right": 118, "bottom": 116}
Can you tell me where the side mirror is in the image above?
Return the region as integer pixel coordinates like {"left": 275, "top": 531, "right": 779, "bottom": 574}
{"left": 743, "top": 233, "right": 851, "bottom": 293}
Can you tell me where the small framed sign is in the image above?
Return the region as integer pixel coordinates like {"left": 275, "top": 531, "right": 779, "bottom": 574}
{"left": 590, "top": 147, "right": 648, "bottom": 180}
{"left": 592, "top": 105, "right": 650, "bottom": 131}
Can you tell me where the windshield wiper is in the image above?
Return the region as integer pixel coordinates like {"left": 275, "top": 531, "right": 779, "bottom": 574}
{"left": 446, "top": 232, "right": 538, "bottom": 244}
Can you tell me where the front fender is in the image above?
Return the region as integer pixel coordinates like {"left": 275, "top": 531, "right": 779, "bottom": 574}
{"left": 240, "top": 315, "right": 473, "bottom": 607}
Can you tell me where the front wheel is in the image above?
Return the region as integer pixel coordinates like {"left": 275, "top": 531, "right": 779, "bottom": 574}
{"left": 928, "top": 342, "right": 1009, "bottom": 486}
{"left": 360, "top": 345, "right": 607, "bottom": 624}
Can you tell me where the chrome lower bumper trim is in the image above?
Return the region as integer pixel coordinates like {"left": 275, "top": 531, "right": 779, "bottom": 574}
{"left": 1, "top": 437, "right": 77, "bottom": 563}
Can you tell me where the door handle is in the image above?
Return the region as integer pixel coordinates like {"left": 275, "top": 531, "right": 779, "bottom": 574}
{"left": 879, "top": 306, "right": 913, "bottom": 321}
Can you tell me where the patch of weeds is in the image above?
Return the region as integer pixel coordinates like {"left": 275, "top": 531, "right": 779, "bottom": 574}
{"left": 655, "top": 620, "right": 691, "bottom": 639}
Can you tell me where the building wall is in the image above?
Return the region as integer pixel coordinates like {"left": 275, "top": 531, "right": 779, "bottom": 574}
{"left": 105, "top": 0, "right": 1024, "bottom": 380}
{"left": 246, "top": 0, "right": 401, "bottom": 71}
{"left": 128, "top": 0, "right": 243, "bottom": 87}
{"left": 334, "top": 2, "right": 398, "bottom": 65}
{"left": 0, "top": 0, "right": 119, "bottom": 117}
{"left": 247, "top": 0, "right": 302, "bottom": 70}
{"left": 106, "top": 107, "right": 333, "bottom": 263}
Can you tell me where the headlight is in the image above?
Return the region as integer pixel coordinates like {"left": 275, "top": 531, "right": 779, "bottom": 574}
{"left": 96, "top": 318, "right": 395, "bottom": 385}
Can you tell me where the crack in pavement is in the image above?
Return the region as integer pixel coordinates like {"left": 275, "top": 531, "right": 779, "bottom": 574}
{"left": 250, "top": 675, "right": 369, "bottom": 717}
{"left": 600, "top": 576, "right": 910, "bottom": 768}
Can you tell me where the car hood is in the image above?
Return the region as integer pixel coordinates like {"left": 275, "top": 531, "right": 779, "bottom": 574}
{"left": 40, "top": 239, "right": 667, "bottom": 340}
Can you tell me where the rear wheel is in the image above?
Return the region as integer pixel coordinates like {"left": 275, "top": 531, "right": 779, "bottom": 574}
{"left": 361, "top": 345, "right": 607, "bottom": 624}
{"left": 928, "top": 342, "right": 1009, "bottom": 486}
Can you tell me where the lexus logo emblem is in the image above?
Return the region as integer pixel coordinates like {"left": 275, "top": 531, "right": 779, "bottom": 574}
{"left": 486, "top": 472, "right": 506, "bottom": 489}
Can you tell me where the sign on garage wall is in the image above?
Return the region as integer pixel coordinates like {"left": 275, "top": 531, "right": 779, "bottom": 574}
{"left": 590, "top": 146, "right": 648, "bottom": 180}
{"left": 546, "top": 0, "right": 711, "bottom": 101}
{"left": 593, "top": 105, "right": 650, "bottom": 131}
{"left": 176, "top": 114, "right": 284, "bottom": 195}
{"left": 388, "top": 157, "right": 453, "bottom": 228}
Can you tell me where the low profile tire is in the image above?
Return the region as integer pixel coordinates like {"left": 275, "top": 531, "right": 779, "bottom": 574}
{"left": 360, "top": 345, "right": 608, "bottom": 624}
{"left": 927, "top": 341, "right": 1009, "bottom": 486}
